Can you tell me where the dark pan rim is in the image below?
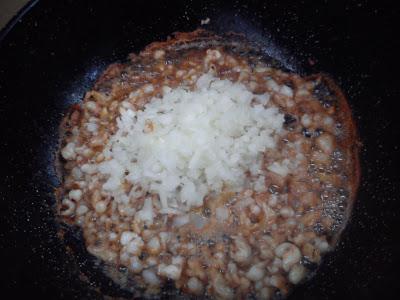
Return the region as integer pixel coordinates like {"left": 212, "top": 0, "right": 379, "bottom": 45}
{"left": 0, "top": 0, "right": 39, "bottom": 43}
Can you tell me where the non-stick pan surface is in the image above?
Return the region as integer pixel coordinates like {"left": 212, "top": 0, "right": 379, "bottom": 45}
{"left": 1, "top": 0, "right": 400, "bottom": 299}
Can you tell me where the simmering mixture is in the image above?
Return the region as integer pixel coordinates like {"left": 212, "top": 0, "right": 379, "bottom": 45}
{"left": 57, "top": 31, "right": 359, "bottom": 299}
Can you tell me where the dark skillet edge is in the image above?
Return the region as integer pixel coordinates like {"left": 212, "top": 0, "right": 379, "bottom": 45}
{"left": 1, "top": 2, "right": 399, "bottom": 299}
{"left": 0, "top": 0, "right": 39, "bottom": 43}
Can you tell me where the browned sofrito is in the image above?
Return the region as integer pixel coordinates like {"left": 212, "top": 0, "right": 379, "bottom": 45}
{"left": 57, "top": 30, "right": 359, "bottom": 299}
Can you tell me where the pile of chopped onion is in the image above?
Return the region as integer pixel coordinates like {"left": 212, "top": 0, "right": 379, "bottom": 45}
{"left": 98, "top": 73, "right": 284, "bottom": 213}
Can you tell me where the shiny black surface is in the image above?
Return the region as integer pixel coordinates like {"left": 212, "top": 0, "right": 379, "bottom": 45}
{"left": 1, "top": 0, "right": 400, "bottom": 299}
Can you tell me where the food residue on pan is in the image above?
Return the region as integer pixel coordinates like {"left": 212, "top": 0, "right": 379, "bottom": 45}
{"left": 201, "top": 17, "right": 211, "bottom": 25}
{"left": 56, "top": 30, "right": 359, "bottom": 299}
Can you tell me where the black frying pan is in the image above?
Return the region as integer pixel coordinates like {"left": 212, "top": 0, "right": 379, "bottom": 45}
{"left": 1, "top": 0, "right": 399, "bottom": 299}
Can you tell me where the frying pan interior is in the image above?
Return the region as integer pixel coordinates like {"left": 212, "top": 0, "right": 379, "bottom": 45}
{"left": 1, "top": 0, "right": 399, "bottom": 299}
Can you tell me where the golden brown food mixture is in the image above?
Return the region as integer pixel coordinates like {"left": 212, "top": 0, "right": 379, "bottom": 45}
{"left": 57, "top": 31, "right": 359, "bottom": 299}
